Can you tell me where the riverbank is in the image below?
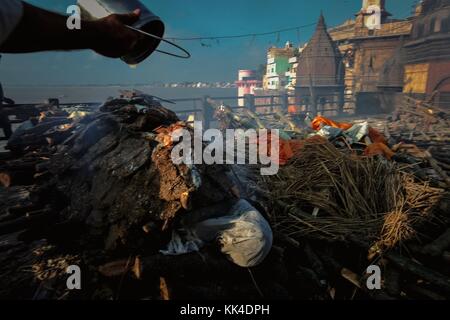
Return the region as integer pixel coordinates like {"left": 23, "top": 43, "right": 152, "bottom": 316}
{"left": 3, "top": 86, "right": 237, "bottom": 105}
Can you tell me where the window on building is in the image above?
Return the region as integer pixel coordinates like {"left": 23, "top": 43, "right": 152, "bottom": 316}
{"left": 416, "top": 23, "right": 425, "bottom": 38}
{"left": 442, "top": 16, "right": 450, "bottom": 33}
{"left": 369, "top": 55, "right": 374, "bottom": 70}
{"left": 430, "top": 17, "right": 436, "bottom": 33}
{"left": 435, "top": 18, "right": 442, "bottom": 32}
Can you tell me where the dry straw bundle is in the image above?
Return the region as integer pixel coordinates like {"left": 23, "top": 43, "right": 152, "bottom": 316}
{"left": 262, "top": 138, "right": 443, "bottom": 250}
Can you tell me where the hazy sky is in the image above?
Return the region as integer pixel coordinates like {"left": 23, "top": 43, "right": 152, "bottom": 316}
{"left": 1, "top": 0, "right": 418, "bottom": 86}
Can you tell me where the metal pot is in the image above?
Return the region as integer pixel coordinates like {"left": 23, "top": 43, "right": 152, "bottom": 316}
{"left": 78, "top": 0, "right": 165, "bottom": 65}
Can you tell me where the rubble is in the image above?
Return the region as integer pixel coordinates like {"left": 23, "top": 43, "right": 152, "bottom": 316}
{"left": 0, "top": 91, "right": 449, "bottom": 300}
{"left": 0, "top": 92, "right": 278, "bottom": 299}
{"left": 214, "top": 95, "right": 450, "bottom": 300}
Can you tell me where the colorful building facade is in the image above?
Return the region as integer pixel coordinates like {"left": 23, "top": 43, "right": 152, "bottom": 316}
{"left": 263, "top": 42, "right": 298, "bottom": 90}
{"left": 236, "top": 70, "right": 262, "bottom": 107}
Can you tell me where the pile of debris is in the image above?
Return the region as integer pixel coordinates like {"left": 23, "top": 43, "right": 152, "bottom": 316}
{"left": 0, "top": 92, "right": 279, "bottom": 300}
{"left": 258, "top": 138, "right": 449, "bottom": 298}
{"left": 252, "top": 99, "right": 450, "bottom": 300}
{"left": 386, "top": 95, "right": 450, "bottom": 188}
{"left": 212, "top": 96, "right": 450, "bottom": 299}
{"left": 0, "top": 91, "right": 449, "bottom": 300}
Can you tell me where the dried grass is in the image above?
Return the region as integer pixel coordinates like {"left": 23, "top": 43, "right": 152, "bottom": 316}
{"left": 262, "top": 139, "right": 444, "bottom": 251}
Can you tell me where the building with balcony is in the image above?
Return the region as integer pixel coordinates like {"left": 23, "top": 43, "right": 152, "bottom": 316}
{"left": 263, "top": 42, "right": 298, "bottom": 91}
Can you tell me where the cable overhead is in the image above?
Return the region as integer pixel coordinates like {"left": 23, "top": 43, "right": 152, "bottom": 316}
{"left": 164, "top": 9, "right": 417, "bottom": 43}
{"left": 165, "top": 22, "right": 317, "bottom": 41}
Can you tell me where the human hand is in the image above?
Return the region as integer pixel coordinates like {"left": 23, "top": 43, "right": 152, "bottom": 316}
{"left": 90, "top": 9, "right": 141, "bottom": 58}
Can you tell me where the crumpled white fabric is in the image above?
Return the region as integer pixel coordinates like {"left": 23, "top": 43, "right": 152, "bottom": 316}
{"left": 161, "top": 199, "right": 273, "bottom": 268}
{"left": 0, "top": 0, "right": 23, "bottom": 45}
{"left": 344, "top": 122, "right": 370, "bottom": 143}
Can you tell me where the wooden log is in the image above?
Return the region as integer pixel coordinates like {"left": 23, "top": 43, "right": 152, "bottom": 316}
{"left": 423, "top": 228, "right": 450, "bottom": 257}
{"left": 433, "top": 155, "right": 450, "bottom": 166}
{"left": 303, "top": 242, "right": 327, "bottom": 284}
{"left": 436, "top": 161, "right": 450, "bottom": 171}
{"left": 0, "top": 208, "right": 54, "bottom": 236}
{"left": 320, "top": 252, "right": 394, "bottom": 300}
{"left": 159, "top": 277, "right": 171, "bottom": 301}
{"left": 7, "top": 118, "right": 72, "bottom": 152}
{"left": 296, "top": 266, "right": 324, "bottom": 289}
{"left": 35, "top": 161, "right": 51, "bottom": 173}
{"left": 386, "top": 252, "right": 450, "bottom": 294}
{"left": 425, "top": 150, "right": 450, "bottom": 187}
{"left": 101, "top": 251, "right": 243, "bottom": 281}
{"left": 1, "top": 159, "right": 39, "bottom": 171}
{"left": 0, "top": 170, "right": 35, "bottom": 187}
{"left": 7, "top": 203, "right": 42, "bottom": 217}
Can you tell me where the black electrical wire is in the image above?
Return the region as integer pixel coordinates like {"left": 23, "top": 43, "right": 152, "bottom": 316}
{"left": 165, "top": 22, "right": 317, "bottom": 41}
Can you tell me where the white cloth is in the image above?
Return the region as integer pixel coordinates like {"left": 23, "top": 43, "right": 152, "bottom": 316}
{"left": 161, "top": 199, "right": 273, "bottom": 268}
{"left": 0, "top": 0, "right": 24, "bottom": 45}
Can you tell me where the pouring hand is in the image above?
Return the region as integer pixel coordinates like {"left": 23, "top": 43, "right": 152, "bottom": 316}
{"left": 91, "top": 9, "right": 142, "bottom": 58}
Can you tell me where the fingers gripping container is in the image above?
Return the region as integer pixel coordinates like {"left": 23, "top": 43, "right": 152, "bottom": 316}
{"left": 78, "top": 0, "right": 190, "bottom": 64}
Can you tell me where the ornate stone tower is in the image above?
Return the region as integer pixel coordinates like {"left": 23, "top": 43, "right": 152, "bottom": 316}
{"left": 362, "top": 0, "right": 390, "bottom": 21}
{"left": 296, "top": 14, "right": 343, "bottom": 88}
{"left": 356, "top": 0, "right": 392, "bottom": 32}
{"left": 295, "top": 14, "right": 345, "bottom": 114}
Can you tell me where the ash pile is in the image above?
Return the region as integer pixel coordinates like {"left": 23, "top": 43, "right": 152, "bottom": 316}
{"left": 0, "top": 92, "right": 277, "bottom": 300}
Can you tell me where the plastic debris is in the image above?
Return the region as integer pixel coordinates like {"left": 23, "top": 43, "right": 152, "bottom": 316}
{"left": 161, "top": 199, "right": 273, "bottom": 267}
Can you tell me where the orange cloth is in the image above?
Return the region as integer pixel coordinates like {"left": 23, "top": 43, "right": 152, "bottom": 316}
{"left": 311, "top": 116, "right": 388, "bottom": 144}
{"left": 364, "top": 143, "right": 395, "bottom": 160}
{"left": 288, "top": 105, "right": 300, "bottom": 114}
{"left": 255, "top": 132, "right": 327, "bottom": 166}
{"left": 311, "top": 116, "right": 352, "bottom": 131}
{"left": 277, "top": 136, "right": 327, "bottom": 165}
{"left": 368, "top": 127, "right": 387, "bottom": 145}
{"left": 311, "top": 116, "right": 393, "bottom": 159}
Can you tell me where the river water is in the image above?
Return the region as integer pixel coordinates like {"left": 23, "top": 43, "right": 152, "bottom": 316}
{"left": 0, "top": 86, "right": 238, "bottom": 150}
{"left": 3, "top": 86, "right": 238, "bottom": 110}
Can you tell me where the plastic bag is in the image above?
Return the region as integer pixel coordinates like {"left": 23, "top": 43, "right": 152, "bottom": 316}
{"left": 315, "top": 125, "right": 343, "bottom": 140}
{"left": 344, "top": 122, "right": 369, "bottom": 143}
{"left": 161, "top": 199, "right": 273, "bottom": 267}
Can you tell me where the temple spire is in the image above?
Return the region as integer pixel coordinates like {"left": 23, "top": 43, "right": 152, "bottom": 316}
{"left": 317, "top": 11, "right": 326, "bottom": 29}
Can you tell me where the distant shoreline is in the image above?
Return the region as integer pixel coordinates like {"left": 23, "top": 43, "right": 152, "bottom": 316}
{"left": 4, "top": 84, "right": 237, "bottom": 89}
{"left": 4, "top": 86, "right": 238, "bottom": 104}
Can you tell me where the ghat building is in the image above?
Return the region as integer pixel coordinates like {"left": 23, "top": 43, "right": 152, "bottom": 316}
{"left": 295, "top": 14, "right": 345, "bottom": 115}
{"left": 402, "top": 0, "right": 450, "bottom": 107}
{"left": 327, "top": 0, "right": 450, "bottom": 112}
{"left": 262, "top": 0, "right": 450, "bottom": 113}
{"left": 263, "top": 42, "right": 298, "bottom": 91}
{"left": 327, "top": 0, "right": 413, "bottom": 113}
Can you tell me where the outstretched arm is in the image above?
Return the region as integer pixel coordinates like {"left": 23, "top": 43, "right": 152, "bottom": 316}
{"left": 1, "top": 2, "right": 141, "bottom": 58}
